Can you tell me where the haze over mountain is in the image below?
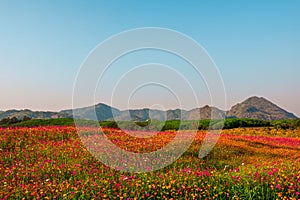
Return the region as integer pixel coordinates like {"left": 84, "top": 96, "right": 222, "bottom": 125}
{"left": 227, "top": 96, "right": 297, "bottom": 120}
{"left": 0, "top": 109, "right": 70, "bottom": 120}
{"left": 0, "top": 96, "right": 297, "bottom": 121}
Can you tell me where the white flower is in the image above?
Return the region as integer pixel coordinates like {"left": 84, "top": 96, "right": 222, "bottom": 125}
{"left": 223, "top": 165, "right": 229, "bottom": 171}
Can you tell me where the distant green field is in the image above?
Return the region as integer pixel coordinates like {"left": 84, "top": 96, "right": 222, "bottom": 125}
{"left": 1, "top": 117, "right": 299, "bottom": 130}
{"left": 13, "top": 118, "right": 75, "bottom": 127}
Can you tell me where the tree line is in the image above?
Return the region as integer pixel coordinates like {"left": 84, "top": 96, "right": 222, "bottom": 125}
{"left": 0, "top": 116, "right": 31, "bottom": 126}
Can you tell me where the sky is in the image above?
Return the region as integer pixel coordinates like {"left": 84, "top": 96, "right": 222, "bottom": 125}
{"left": 0, "top": 1, "right": 299, "bottom": 116}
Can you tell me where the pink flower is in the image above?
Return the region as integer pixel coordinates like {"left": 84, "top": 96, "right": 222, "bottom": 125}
{"left": 268, "top": 171, "right": 273, "bottom": 176}
{"left": 119, "top": 176, "right": 129, "bottom": 181}
{"left": 272, "top": 168, "right": 278, "bottom": 173}
{"left": 275, "top": 184, "right": 280, "bottom": 189}
{"left": 203, "top": 170, "right": 210, "bottom": 176}
{"left": 196, "top": 171, "right": 203, "bottom": 177}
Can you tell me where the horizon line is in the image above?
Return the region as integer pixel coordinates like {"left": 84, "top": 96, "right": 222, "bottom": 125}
{"left": 0, "top": 95, "right": 298, "bottom": 118}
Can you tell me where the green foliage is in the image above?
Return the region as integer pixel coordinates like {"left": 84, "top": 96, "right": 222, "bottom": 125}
{"left": 161, "top": 120, "right": 180, "bottom": 131}
{"left": 271, "top": 119, "right": 300, "bottom": 130}
{"left": 198, "top": 119, "right": 211, "bottom": 130}
{"left": 2, "top": 118, "right": 75, "bottom": 127}
{"left": 134, "top": 120, "right": 151, "bottom": 127}
{"left": 99, "top": 121, "right": 119, "bottom": 129}
{"left": 1, "top": 117, "right": 300, "bottom": 130}
{"left": 0, "top": 117, "right": 22, "bottom": 126}
{"left": 99, "top": 119, "right": 269, "bottom": 131}
{"left": 198, "top": 118, "right": 271, "bottom": 130}
{"left": 223, "top": 118, "right": 271, "bottom": 129}
{"left": 22, "top": 116, "right": 32, "bottom": 121}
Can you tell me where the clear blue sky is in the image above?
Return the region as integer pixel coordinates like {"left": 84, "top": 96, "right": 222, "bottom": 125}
{"left": 0, "top": 1, "right": 299, "bottom": 116}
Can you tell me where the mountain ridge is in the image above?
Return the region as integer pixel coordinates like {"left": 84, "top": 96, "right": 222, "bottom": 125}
{"left": 227, "top": 96, "right": 297, "bottom": 120}
{"left": 0, "top": 96, "right": 298, "bottom": 121}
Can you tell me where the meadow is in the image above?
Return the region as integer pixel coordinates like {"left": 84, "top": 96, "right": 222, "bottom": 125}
{"left": 0, "top": 126, "right": 299, "bottom": 199}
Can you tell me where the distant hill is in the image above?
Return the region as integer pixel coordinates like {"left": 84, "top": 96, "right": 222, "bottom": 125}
{"left": 77, "top": 106, "right": 225, "bottom": 121}
{"left": 227, "top": 96, "right": 297, "bottom": 120}
{"left": 0, "top": 109, "right": 70, "bottom": 120}
{"left": 187, "top": 106, "right": 226, "bottom": 120}
{"left": 0, "top": 96, "right": 297, "bottom": 121}
{"left": 60, "top": 103, "right": 120, "bottom": 121}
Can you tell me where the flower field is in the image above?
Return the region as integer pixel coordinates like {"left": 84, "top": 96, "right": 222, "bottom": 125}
{"left": 0, "top": 126, "right": 299, "bottom": 199}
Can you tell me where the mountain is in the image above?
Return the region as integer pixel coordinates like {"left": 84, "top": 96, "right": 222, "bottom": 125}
{"left": 109, "top": 106, "right": 225, "bottom": 121}
{"left": 60, "top": 103, "right": 121, "bottom": 121}
{"left": 187, "top": 106, "right": 226, "bottom": 120}
{"left": 0, "top": 109, "right": 70, "bottom": 120}
{"left": 227, "top": 96, "right": 297, "bottom": 120}
{"left": 0, "top": 96, "right": 297, "bottom": 121}
{"left": 113, "top": 109, "right": 166, "bottom": 121}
